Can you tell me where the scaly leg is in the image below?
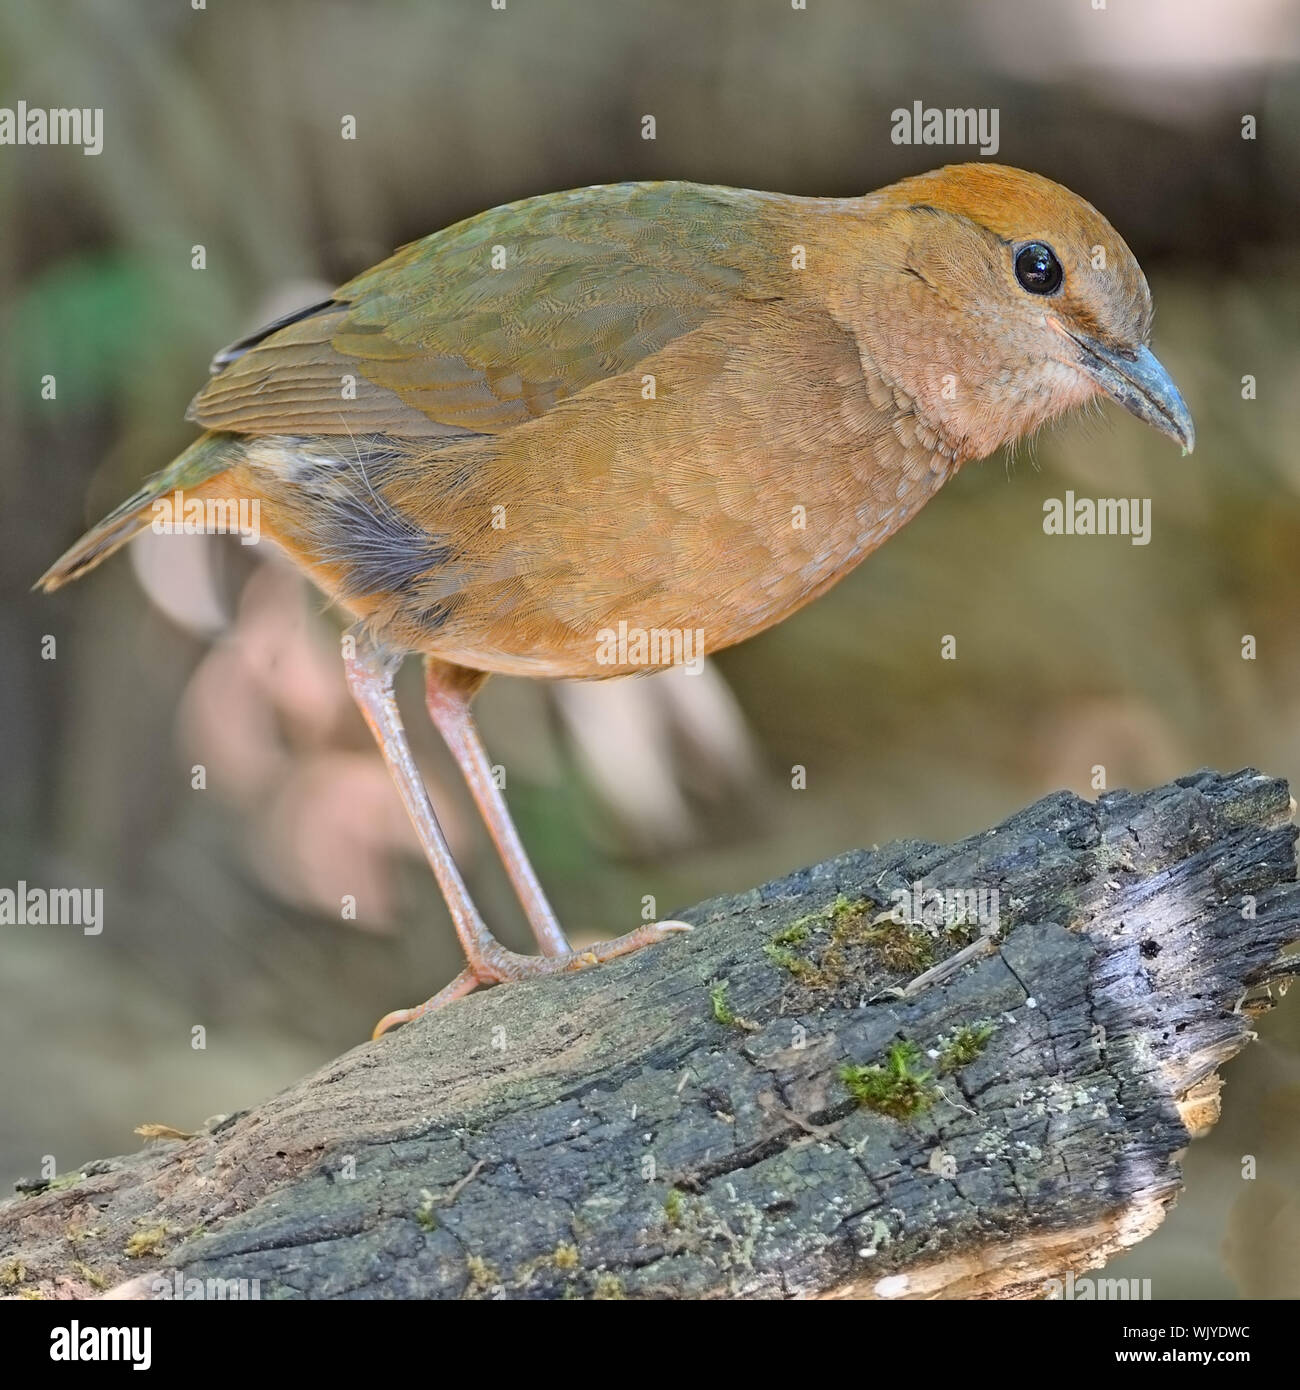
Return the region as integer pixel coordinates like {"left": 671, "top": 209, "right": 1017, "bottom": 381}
{"left": 342, "top": 630, "right": 689, "bottom": 1038}
{"left": 343, "top": 631, "right": 511, "bottom": 977}
{"left": 424, "top": 658, "right": 569, "bottom": 957}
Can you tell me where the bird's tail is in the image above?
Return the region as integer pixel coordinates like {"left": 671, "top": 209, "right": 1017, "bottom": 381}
{"left": 36, "top": 432, "right": 242, "bottom": 592}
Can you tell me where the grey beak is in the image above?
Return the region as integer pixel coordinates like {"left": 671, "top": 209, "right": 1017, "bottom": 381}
{"left": 1070, "top": 335, "right": 1195, "bottom": 453}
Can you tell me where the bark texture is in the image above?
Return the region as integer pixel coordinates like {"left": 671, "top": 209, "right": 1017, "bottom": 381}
{"left": 2, "top": 768, "right": 1297, "bottom": 1301}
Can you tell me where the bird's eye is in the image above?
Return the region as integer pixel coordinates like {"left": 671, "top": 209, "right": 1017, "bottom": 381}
{"left": 1014, "top": 242, "right": 1063, "bottom": 295}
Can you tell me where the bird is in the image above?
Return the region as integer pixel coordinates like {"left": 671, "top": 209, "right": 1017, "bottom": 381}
{"left": 37, "top": 164, "right": 1194, "bottom": 1037}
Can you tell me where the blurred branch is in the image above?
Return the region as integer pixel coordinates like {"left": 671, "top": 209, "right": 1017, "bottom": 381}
{"left": 1, "top": 769, "right": 1297, "bottom": 1301}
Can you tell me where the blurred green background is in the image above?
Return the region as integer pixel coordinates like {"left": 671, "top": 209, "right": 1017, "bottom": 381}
{"left": 3, "top": 0, "right": 1299, "bottom": 1298}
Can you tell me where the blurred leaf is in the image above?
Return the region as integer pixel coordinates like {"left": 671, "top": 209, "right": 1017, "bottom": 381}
{"left": 7, "top": 252, "right": 157, "bottom": 411}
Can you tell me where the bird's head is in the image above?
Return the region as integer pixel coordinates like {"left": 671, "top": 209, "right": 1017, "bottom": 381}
{"left": 847, "top": 163, "right": 1193, "bottom": 462}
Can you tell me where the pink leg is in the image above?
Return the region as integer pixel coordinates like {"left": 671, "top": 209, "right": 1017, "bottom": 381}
{"left": 342, "top": 632, "right": 689, "bottom": 1039}
{"left": 425, "top": 659, "right": 569, "bottom": 957}
{"left": 344, "top": 634, "right": 507, "bottom": 977}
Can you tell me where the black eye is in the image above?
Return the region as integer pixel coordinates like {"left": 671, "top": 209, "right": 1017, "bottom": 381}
{"left": 1014, "top": 242, "right": 1063, "bottom": 295}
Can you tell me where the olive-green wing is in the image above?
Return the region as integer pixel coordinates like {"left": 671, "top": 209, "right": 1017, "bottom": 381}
{"left": 188, "top": 182, "right": 791, "bottom": 438}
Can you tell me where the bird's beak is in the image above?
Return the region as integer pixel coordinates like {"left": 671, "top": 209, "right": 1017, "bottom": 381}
{"left": 1061, "top": 328, "right": 1195, "bottom": 453}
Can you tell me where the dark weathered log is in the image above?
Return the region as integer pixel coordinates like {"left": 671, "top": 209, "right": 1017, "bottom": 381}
{"left": 2, "top": 769, "right": 1297, "bottom": 1301}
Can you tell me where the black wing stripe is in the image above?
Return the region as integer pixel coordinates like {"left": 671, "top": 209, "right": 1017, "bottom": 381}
{"left": 208, "top": 298, "right": 342, "bottom": 375}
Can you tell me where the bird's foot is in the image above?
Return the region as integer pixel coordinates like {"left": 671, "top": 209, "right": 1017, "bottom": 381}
{"left": 371, "top": 921, "right": 692, "bottom": 1039}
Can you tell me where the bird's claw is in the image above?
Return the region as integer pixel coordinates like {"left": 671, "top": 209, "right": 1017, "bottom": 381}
{"left": 371, "top": 921, "right": 691, "bottom": 1039}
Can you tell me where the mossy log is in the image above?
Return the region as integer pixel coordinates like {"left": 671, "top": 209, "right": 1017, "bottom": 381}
{"left": 2, "top": 768, "right": 1297, "bottom": 1300}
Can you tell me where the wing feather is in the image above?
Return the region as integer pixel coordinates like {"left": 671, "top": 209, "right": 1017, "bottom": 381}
{"left": 188, "top": 183, "right": 793, "bottom": 438}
